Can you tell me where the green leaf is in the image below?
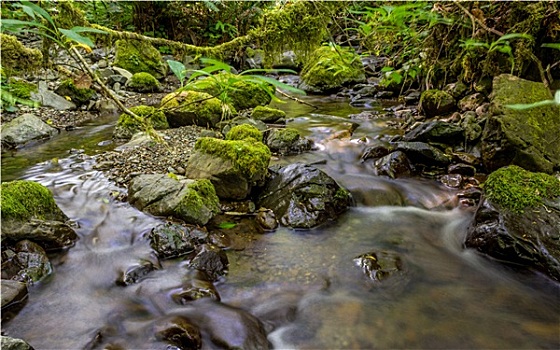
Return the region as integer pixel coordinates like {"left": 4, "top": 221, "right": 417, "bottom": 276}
{"left": 70, "top": 26, "right": 108, "bottom": 34}
{"left": 506, "top": 100, "right": 555, "bottom": 110}
{"left": 542, "top": 43, "right": 560, "bottom": 51}
{"left": 495, "top": 33, "right": 533, "bottom": 43}
{"left": 13, "top": 4, "right": 36, "bottom": 20}
{"left": 59, "top": 28, "right": 95, "bottom": 48}
{"left": 167, "top": 59, "right": 186, "bottom": 84}
{"left": 244, "top": 75, "right": 306, "bottom": 95}
{"left": 0, "top": 18, "right": 48, "bottom": 31}
{"left": 554, "top": 90, "right": 560, "bottom": 105}
{"left": 218, "top": 222, "right": 237, "bottom": 229}
{"left": 20, "top": 0, "right": 54, "bottom": 28}
{"left": 381, "top": 66, "right": 395, "bottom": 72}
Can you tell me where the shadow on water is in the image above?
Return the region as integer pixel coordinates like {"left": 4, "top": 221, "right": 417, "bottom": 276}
{"left": 2, "top": 97, "right": 559, "bottom": 349}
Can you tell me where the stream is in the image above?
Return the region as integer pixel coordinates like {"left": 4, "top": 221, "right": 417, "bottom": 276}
{"left": 2, "top": 96, "right": 559, "bottom": 349}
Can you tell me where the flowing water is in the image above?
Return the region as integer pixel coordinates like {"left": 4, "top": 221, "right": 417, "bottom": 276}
{"left": 2, "top": 97, "right": 559, "bottom": 349}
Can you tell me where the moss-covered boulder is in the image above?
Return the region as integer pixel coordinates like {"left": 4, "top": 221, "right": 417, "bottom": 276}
{"left": 185, "top": 72, "right": 273, "bottom": 111}
{"left": 0, "top": 180, "right": 77, "bottom": 250}
{"left": 161, "top": 90, "right": 230, "bottom": 129}
{"left": 225, "top": 124, "right": 263, "bottom": 142}
{"left": 251, "top": 106, "right": 286, "bottom": 124}
{"left": 128, "top": 175, "right": 220, "bottom": 226}
{"left": 114, "top": 105, "right": 169, "bottom": 140}
{"left": 481, "top": 74, "right": 560, "bottom": 173}
{"left": 466, "top": 165, "right": 560, "bottom": 281}
{"left": 184, "top": 136, "right": 271, "bottom": 200}
{"left": 54, "top": 79, "right": 96, "bottom": 106}
{"left": 265, "top": 127, "right": 312, "bottom": 155}
{"left": 257, "top": 163, "right": 353, "bottom": 229}
{"left": 0, "top": 34, "right": 43, "bottom": 76}
{"left": 114, "top": 40, "right": 167, "bottom": 80}
{"left": 127, "top": 72, "right": 161, "bottom": 93}
{"left": 419, "top": 89, "right": 456, "bottom": 118}
{"left": 300, "top": 46, "right": 365, "bottom": 93}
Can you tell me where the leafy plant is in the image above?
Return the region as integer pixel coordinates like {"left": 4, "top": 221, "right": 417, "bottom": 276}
{"left": 506, "top": 90, "right": 560, "bottom": 110}
{"left": 460, "top": 33, "right": 533, "bottom": 74}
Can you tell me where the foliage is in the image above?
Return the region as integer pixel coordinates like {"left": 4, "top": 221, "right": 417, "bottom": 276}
{"left": 483, "top": 165, "right": 560, "bottom": 213}
{"left": 0, "top": 72, "right": 39, "bottom": 112}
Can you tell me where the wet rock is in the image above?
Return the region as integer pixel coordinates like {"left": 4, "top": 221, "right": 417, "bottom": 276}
{"left": 0, "top": 336, "right": 34, "bottom": 350}
{"left": 1, "top": 240, "right": 52, "bottom": 284}
{"left": 149, "top": 223, "right": 208, "bottom": 259}
{"left": 153, "top": 316, "right": 201, "bottom": 349}
{"left": 257, "top": 163, "right": 353, "bottom": 229}
{"left": 187, "top": 244, "right": 229, "bottom": 282}
{"left": 443, "top": 81, "right": 468, "bottom": 99}
{"left": 458, "top": 93, "right": 485, "bottom": 111}
{"left": 1, "top": 219, "right": 77, "bottom": 251}
{"left": 128, "top": 175, "right": 220, "bottom": 226}
{"left": 172, "top": 270, "right": 220, "bottom": 303}
{"left": 419, "top": 89, "right": 456, "bottom": 118}
{"left": 404, "top": 90, "right": 421, "bottom": 104}
{"left": 403, "top": 120, "right": 464, "bottom": 145}
{"left": 1, "top": 280, "right": 28, "bottom": 313}
{"left": 361, "top": 143, "right": 394, "bottom": 162}
{"left": 265, "top": 128, "right": 312, "bottom": 155}
{"left": 251, "top": 106, "right": 286, "bottom": 124}
{"left": 184, "top": 136, "right": 270, "bottom": 200}
{"left": 115, "top": 260, "right": 157, "bottom": 286}
{"left": 256, "top": 208, "right": 278, "bottom": 231}
{"left": 354, "top": 250, "right": 403, "bottom": 282}
{"left": 31, "top": 81, "right": 76, "bottom": 110}
{"left": 373, "top": 151, "right": 413, "bottom": 178}
{"left": 439, "top": 174, "right": 463, "bottom": 188}
{"left": 461, "top": 111, "right": 483, "bottom": 142}
{"left": 481, "top": 74, "right": 560, "bottom": 173}
{"left": 393, "top": 142, "right": 451, "bottom": 166}
{"left": 1, "top": 113, "right": 58, "bottom": 149}
{"left": 448, "top": 163, "right": 476, "bottom": 176}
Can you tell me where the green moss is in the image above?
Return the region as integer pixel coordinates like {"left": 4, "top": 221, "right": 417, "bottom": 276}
{"left": 195, "top": 137, "right": 271, "bottom": 179}
{"left": 7, "top": 79, "right": 37, "bottom": 99}
{"left": 272, "top": 128, "right": 299, "bottom": 143}
{"left": 419, "top": 89, "right": 456, "bottom": 117}
{"left": 55, "top": 79, "right": 95, "bottom": 105}
{"left": 128, "top": 72, "right": 160, "bottom": 92}
{"left": 251, "top": 106, "right": 286, "bottom": 123}
{"left": 53, "top": 0, "right": 88, "bottom": 29}
{"left": 483, "top": 165, "right": 560, "bottom": 213}
{"left": 0, "top": 180, "right": 65, "bottom": 222}
{"left": 115, "top": 105, "right": 168, "bottom": 139}
{"left": 175, "top": 179, "right": 220, "bottom": 225}
{"left": 162, "top": 90, "right": 229, "bottom": 128}
{"left": 114, "top": 40, "right": 167, "bottom": 79}
{"left": 225, "top": 124, "right": 263, "bottom": 142}
{"left": 300, "top": 45, "right": 365, "bottom": 92}
{"left": 0, "top": 34, "right": 43, "bottom": 76}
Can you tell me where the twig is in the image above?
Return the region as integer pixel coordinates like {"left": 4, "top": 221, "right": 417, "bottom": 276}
{"left": 455, "top": 2, "right": 504, "bottom": 37}
{"left": 276, "top": 89, "right": 318, "bottom": 109}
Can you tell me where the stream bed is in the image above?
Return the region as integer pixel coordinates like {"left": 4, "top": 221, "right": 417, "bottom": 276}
{"left": 2, "top": 97, "right": 559, "bottom": 349}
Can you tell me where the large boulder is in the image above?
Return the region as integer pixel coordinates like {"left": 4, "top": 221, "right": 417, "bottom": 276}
{"left": 481, "top": 74, "right": 560, "bottom": 173}
{"left": 113, "top": 105, "right": 169, "bottom": 140}
{"left": 161, "top": 90, "right": 229, "bottom": 129}
{"left": 1, "top": 113, "right": 58, "bottom": 149}
{"left": 126, "top": 72, "right": 162, "bottom": 93}
{"left": 183, "top": 129, "right": 271, "bottom": 200}
{"left": 128, "top": 175, "right": 220, "bottom": 226}
{"left": 465, "top": 165, "right": 560, "bottom": 281}
{"left": 113, "top": 40, "right": 167, "bottom": 79}
{"left": 0, "top": 180, "right": 77, "bottom": 250}
{"left": 300, "top": 46, "right": 365, "bottom": 93}
{"left": 257, "top": 163, "right": 353, "bottom": 229}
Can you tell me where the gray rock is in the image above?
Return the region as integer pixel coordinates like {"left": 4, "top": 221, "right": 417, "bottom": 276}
{"left": 373, "top": 151, "right": 413, "bottom": 178}
{"left": 403, "top": 120, "right": 464, "bottom": 145}
{"left": 257, "top": 163, "right": 353, "bottom": 229}
{"left": 128, "top": 175, "right": 220, "bottom": 226}
{"left": 265, "top": 128, "right": 312, "bottom": 155}
{"left": 1, "top": 280, "right": 28, "bottom": 311}
{"left": 481, "top": 74, "right": 560, "bottom": 173}
{"left": 112, "top": 66, "right": 133, "bottom": 81}
{"left": 95, "top": 99, "right": 119, "bottom": 115}
{"left": 354, "top": 250, "right": 403, "bottom": 282}
{"left": 31, "top": 81, "right": 76, "bottom": 110}
{"left": 188, "top": 244, "right": 229, "bottom": 282}
{"left": 458, "top": 92, "right": 486, "bottom": 111}
{"left": 394, "top": 141, "right": 451, "bottom": 166}
{"left": 1, "top": 219, "right": 77, "bottom": 251}
{"left": 149, "top": 223, "right": 208, "bottom": 259}
{"left": 1, "top": 240, "right": 52, "bottom": 284}
{"left": 97, "top": 67, "right": 114, "bottom": 80}
{"left": 1, "top": 113, "right": 58, "bottom": 149}
{"left": 153, "top": 315, "right": 201, "bottom": 349}
{"left": 0, "top": 336, "right": 34, "bottom": 350}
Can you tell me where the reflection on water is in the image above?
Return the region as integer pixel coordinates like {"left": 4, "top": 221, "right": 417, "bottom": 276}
{"left": 2, "top": 98, "right": 559, "bottom": 349}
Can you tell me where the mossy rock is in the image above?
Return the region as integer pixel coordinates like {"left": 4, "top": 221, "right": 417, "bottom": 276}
{"left": 6, "top": 78, "right": 37, "bottom": 99}
{"left": 184, "top": 72, "right": 273, "bottom": 111}
{"left": 114, "top": 40, "right": 167, "bottom": 80}
{"left": 251, "top": 106, "right": 286, "bottom": 123}
{"left": 184, "top": 137, "right": 271, "bottom": 200}
{"left": 483, "top": 165, "right": 560, "bottom": 213}
{"left": 225, "top": 124, "right": 263, "bottom": 142}
{"left": 114, "top": 105, "right": 168, "bottom": 139}
{"left": 54, "top": 79, "right": 96, "bottom": 106}
{"left": 127, "top": 72, "right": 161, "bottom": 93}
{"left": 1, "top": 180, "right": 68, "bottom": 228}
{"left": 481, "top": 74, "right": 560, "bottom": 173}
{"left": 265, "top": 127, "right": 312, "bottom": 155}
{"left": 300, "top": 46, "right": 365, "bottom": 93}
{"left": 174, "top": 179, "right": 221, "bottom": 226}
{"left": 419, "top": 89, "right": 456, "bottom": 118}
{"left": 0, "top": 34, "right": 43, "bottom": 76}
{"left": 161, "top": 90, "right": 232, "bottom": 128}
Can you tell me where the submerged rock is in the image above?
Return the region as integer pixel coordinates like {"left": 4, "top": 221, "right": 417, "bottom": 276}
{"left": 1, "top": 113, "right": 58, "bottom": 149}
{"left": 373, "top": 151, "right": 413, "bottom": 178}
{"left": 149, "top": 223, "right": 208, "bottom": 259}
{"left": 354, "top": 250, "right": 403, "bottom": 282}
{"left": 172, "top": 269, "right": 221, "bottom": 303}
{"left": 187, "top": 244, "right": 229, "bottom": 282}
{"left": 466, "top": 166, "right": 560, "bottom": 281}
{"left": 257, "top": 163, "right": 352, "bottom": 229}
{"left": 153, "top": 315, "right": 202, "bottom": 349}
{"left": 1, "top": 280, "right": 28, "bottom": 314}
{"left": 481, "top": 74, "right": 560, "bottom": 173}
{"left": 128, "top": 175, "right": 220, "bottom": 226}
